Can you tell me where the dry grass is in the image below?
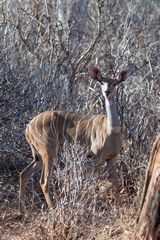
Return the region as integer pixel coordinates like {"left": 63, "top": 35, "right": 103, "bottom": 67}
{"left": 1, "top": 143, "right": 140, "bottom": 240}
{"left": 0, "top": 194, "right": 138, "bottom": 240}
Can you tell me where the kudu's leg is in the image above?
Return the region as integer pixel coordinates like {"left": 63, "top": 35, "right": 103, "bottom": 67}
{"left": 39, "top": 148, "right": 58, "bottom": 209}
{"left": 101, "top": 157, "right": 119, "bottom": 194}
{"left": 110, "top": 161, "right": 122, "bottom": 207}
{"left": 19, "top": 158, "right": 43, "bottom": 214}
{"left": 107, "top": 160, "right": 119, "bottom": 195}
{"left": 105, "top": 158, "right": 121, "bottom": 206}
{"left": 39, "top": 161, "right": 53, "bottom": 209}
{"left": 93, "top": 156, "right": 119, "bottom": 194}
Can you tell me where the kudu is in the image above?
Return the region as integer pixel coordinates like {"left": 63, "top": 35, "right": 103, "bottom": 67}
{"left": 19, "top": 66, "right": 131, "bottom": 214}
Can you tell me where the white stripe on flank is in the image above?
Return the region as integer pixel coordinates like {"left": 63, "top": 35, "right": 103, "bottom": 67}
{"left": 31, "top": 121, "right": 56, "bottom": 159}
{"left": 29, "top": 121, "right": 47, "bottom": 145}
{"left": 50, "top": 111, "right": 56, "bottom": 138}
{"left": 85, "top": 116, "right": 95, "bottom": 144}
{"left": 29, "top": 115, "right": 57, "bottom": 160}
{"left": 62, "top": 111, "right": 70, "bottom": 138}
{"left": 35, "top": 114, "right": 43, "bottom": 138}
{"left": 75, "top": 115, "right": 86, "bottom": 142}
{"left": 67, "top": 113, "right": 75, "bottom": 140}
{"left": 29, "top": 122, "right": 56, "bottom": 161}
{"left": 91, "top": 115, "right": 100, "bottom": 140}
{"left": 56, "top": 111, "right": 61, "bottom": 134}
{"left": 43, "top": 112, "right": 55, "bottom": 140}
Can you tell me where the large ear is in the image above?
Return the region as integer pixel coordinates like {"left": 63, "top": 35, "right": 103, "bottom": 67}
{"left": 88, "top": 66, "right": 102, "bottom": 83}
{"left": 117, "top": 69, "right": 132, "bottom": 84}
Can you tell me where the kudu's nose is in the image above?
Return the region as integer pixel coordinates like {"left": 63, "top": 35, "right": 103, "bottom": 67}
{"left": 105, "top": 90, "right": 111, "bottom": 96}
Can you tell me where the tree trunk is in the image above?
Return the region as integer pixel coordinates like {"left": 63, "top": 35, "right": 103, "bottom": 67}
{"left": 134, "top": 133, "right": 160, "bottom": 240}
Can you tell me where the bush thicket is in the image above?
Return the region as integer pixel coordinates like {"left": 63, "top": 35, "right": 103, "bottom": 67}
{"left": 0, "top": 0, "right": 159, "bottom": 239}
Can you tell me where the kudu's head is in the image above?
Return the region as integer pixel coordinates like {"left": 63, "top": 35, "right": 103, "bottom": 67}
{"left": 88, "top": 66, "right": 131, "bottom": 100}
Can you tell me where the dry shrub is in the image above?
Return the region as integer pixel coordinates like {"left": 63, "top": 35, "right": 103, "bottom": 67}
{"left": 1, "top": 142, "right": 138, "bottom": 239}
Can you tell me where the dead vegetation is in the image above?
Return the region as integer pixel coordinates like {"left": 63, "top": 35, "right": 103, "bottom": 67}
{"left": 1, "top": 143, "right": 137, "bottom": 239}
{"left": 0, "top": 0, "right": 159, "bottom": 239}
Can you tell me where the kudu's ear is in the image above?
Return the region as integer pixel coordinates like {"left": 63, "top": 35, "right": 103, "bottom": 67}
{"left": 88, "top": 66, "right": 102, "bottom": 83}
{"left": 117, "top": 69, "right": 132, "bottom": 84}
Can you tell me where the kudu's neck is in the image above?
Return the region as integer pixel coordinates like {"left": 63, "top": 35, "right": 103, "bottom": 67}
{"left": 105, "top": 97, "right": 121, "bottom": 135}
